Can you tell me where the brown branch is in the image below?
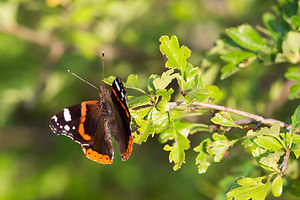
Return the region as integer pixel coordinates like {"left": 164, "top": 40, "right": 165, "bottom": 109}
{"left": 169, "top": 101, "right": 291, "bottom": 130}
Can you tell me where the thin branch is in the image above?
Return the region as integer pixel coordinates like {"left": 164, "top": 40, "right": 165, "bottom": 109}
{"left": 169, "top": 101, "right": 291, "bottom": 130}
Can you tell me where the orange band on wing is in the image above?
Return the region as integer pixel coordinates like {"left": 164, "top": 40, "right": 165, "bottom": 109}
{"left": 112, "top": 89, "right": 130, "bottom": 118}
{"left": 83, "top": 147, "right": 113, "bottom": 164}
{"left": 78, "top": 102, "right": 92, "bottom": 141}
{"left": 121, "top": 135, "right": 133, "bottom": 161}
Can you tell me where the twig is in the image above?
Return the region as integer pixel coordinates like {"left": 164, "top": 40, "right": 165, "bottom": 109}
{"left": 169, "top": 101, "right": 291, "bottom": 130}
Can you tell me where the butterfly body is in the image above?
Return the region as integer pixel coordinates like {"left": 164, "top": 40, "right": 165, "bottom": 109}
{"left": 49, "top": 78, "right": 132, "bottom": 164}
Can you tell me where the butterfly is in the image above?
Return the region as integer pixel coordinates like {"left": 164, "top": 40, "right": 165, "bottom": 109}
{"left": 49, "top": 77, "right": 132, "bottom": 164}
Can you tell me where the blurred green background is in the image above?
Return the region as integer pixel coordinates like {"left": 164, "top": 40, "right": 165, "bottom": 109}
{"left": 0, "top": 0, "right": 299, "bottom": 199}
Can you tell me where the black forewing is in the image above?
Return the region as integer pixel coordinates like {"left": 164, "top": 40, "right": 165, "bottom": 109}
{"left": 110, "top": 77, "right": 133, "bottom": 159}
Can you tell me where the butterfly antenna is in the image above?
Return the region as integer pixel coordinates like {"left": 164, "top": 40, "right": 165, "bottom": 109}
{"left": 101, "top": 51, "right": 105, "bottom": 84}
{"left": 67, "top": 70, "right": 100, "bottom": 91}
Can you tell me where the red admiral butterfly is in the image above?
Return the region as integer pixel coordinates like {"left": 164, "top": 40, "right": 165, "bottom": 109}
{"left": 49, "top": 77, "right": 133, "bottom": 164}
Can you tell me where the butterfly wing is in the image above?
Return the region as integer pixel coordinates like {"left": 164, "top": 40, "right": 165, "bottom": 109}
{"left": 110, "top": 78, "right": 133, "bottom": 161}
{"left": 49, "top": 100, "right": 114, "bottom": 164}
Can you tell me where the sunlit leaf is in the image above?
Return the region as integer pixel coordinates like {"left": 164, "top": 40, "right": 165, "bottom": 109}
{"left": 164, "top": 129, "right": 190, "bottom": 171}
{"left": 259, "top": 152, "right": 285, "bottom": 172}
{"left": 276, "top": 31, "right": 300, "bottom": 64}
{"left": 221, "top": 51, "right": 255, "bottom": 64}
{"left": 127, "top": 95, "right": 151, "bottom": 108}
{"left": 185, "top": 88, "right": 210, "bottom": 104}
{"left": 226, "top": 24, "right": 269, "bottom": 52}
{"left": 159, "top": 35, "right": 191, "bottom": 71}
{"left": 153, "top": 69, "right": 178, "bottom": 90}
{"left": 291, "top": 133, "right": 300, "bottom": 158}
{"left": 206, "top": 133, "right": 236, "bottom": 162}
{"left": 254, "top": 136, "right": 284, "bottom": 152}
{"left": 226, "top": 176, "right": 270, "bottom": 200}
{"left": 291, "top": 105, "right": 300, "bottom": 134}
{"left": 285, "top": 67, "right": 300, "bottom": 82}
{"left": 289, "top": 84, "right": 300, "bottom": 99}
{"left": 220, "top": 63, "right": 240, "bottom": 80}
{"left": 126, "top": 74, "right": 139, "bottom": 88}
{"left": 272, "top": 175, "right": 283, "bottom": 197}
{"left": 211, "top": 111, "right": 242, "bottom": 128}
{"left": 194, "top": 138, "right": 212, "bottom": 174}
{"left": 291, "top": 15, "right": 300, "bottom": 29}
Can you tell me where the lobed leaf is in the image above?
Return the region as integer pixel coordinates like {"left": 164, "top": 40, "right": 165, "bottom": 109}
{"left": 211, "top": 111, "right": 242, "bottom": 128}
{"left": 164, "top": 130, "right": 190, "bottom": 171}
{"left": 226, "top": 176, "right": 270, "bottom": 200}
{"left": 153, "top": 69, "right": 178, "bottom": 90}
{"left": 159, "top": 35, "right": 191, "bottom": 72}
{"left": 206, "top": 133, "right": 236, "bottom": 162}
{"left": 194, "top": 138, "right": 212, "bottom": 174}
{"left": 259, "top": 152, "right": 285, "bottom": 172}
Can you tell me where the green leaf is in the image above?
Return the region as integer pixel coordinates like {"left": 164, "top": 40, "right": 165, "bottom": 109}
{"left": 291, "top": 133, "right": 300, "bottom": 158}
{"left": 291, "top": 105, "right": 300, "bottom": 134}
{"left": 276, "top": 31, "right": 300, "bottom": 64}
{"left": 180, "top": 63, "right": 204, "bottom": 92}
{"left": 205, "top": 85, "right": 223, "bottom": 102}
{"left": 289, "top": 84, "right": 300, "bottom": 99}
{"left": 221, "top": 51, "right": 256, "bottom": 64}
{"left": 103, "top": 76, "right": 117, "bottom": 85}
{"left": 156, "top": 88, "right": 174, "bottom": 102}
{"left": 126, "top": 74, "right": 139, "bottom": 88}
{"left": 194, "top": 138, "right": 212, "bottom": 174}
{"left": 148, "top": 74, "right": 159, "bottom": 95}
{"left": 159, "top": 35, "right": 191, "bottom": 71}
{"left": 206, "top": 133, "right": 236, "bottom": 162}
{"left": 164, "top": 130, "right": 190, "bottom": 171}
{"left": 254, "top": 136, "right": 284, "bottom": 152}
{"left": 285, "top": 67, "right": 300, "bottom": 82}
{"left": 269, "top": 122, "right": 281, "bottom": 137}
{"left": 185, "top": 88, "right": 210, "bottom": 104}
{"left": 226, "top": 176, "right": 270, "bottom": 200}
{"left": 211, "top": 111, "right": 242, "bottom": 128}
{"left": 291, "top": 16, "right": 300, "bottom": 29}
{"left": 272, "top": 175, "right": 283, "bottom": 197}
{"left": 262, "top": 12, "right": 285, "bottom": 39}
{"left": 259, "top": 152, "right": 285, "bottom": 172}
{"left": 220, "top": 63, "right": 240, "bottom": 80}
{"left": 127, "top": 95, "right": 151, "bottom": 108}
{"left": 159, "top": 121, "right": 207, "bottom": 143}
{"left": 226, "top": 24, "right": 269, "bottom": 52}
{"left": 134, "top": 120, "right": 154, "bottom": 144}
{"left": 153, "top": 69, "right": 178, "bottom": 90}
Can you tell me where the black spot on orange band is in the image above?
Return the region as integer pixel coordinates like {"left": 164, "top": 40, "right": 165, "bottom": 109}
{"left": 83, "top": 147, "right": 113, "bottom": 164}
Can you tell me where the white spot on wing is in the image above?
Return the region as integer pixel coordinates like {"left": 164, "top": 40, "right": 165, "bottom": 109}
{"left": 115, "top": 81, "right": 121, "bottom": 91}
{"left": 52, "top": 115, "right": 58, "bottom": 122}
{"left": 64, "top": 125, "right": 70, "bottom": 131}
{"left": 63, "top": 108, "right": 72, "bottom": 122}
{"left": 72, "top": 126, "right": 76, "bottom": 130}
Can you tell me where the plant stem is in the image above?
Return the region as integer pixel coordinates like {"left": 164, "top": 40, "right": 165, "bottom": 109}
{"left": 169, "top": 101, "right": 291, "bottom": 130}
